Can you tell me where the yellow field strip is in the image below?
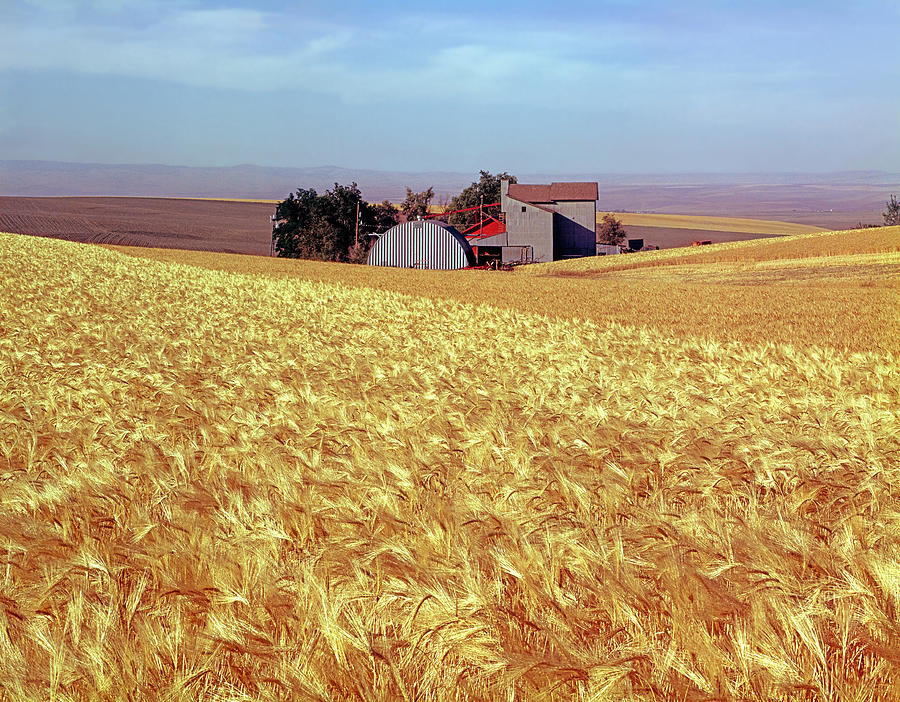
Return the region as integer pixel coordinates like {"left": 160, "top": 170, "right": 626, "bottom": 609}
{"left": 599, "top": 211, "right": 827, "bottom": 235}
{"left": 174, "top": 197, "right": 281, "bottom": 203}
{"left": 44, "top": 195, "right": 281, "bottom": 203}
{"left": 602, "top": 252, "right": 900, "bottom": 286}
{"left": 525, "top": 226, "right": 900, "bottom": 276}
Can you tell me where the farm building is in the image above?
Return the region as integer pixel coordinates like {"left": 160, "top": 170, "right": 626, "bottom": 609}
{"left": 469, "top": 180, "right": 599, "bottom": 263}
{"left": 367, "top": 220, "right": 476, "bottom": 270}
{"left": 366, "top": 179, "right": 600, "bottom": 269}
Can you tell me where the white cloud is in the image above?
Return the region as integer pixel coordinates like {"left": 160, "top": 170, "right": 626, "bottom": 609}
{"left": 0, "top": 6, "right": 603, "bottom": 105}
{"left": 0, "top": 8, "right": 342, "bottom": 90}
{"left": 163, "top": 8, "right": 269, "bottom": 41}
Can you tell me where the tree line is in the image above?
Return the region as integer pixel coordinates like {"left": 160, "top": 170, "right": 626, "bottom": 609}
{"left": 272, "top": 171, "right": 524, "bottom": 262}
{"left": 271, "top": 183, "right": 397, "bottom": 262}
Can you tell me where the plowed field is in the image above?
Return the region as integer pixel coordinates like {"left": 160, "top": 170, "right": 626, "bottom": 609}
{"left": 2, "top": 196, "right": 840, "bottom": 257}
{"left": 0, "top": 197, "right": 274, "bottom": 255}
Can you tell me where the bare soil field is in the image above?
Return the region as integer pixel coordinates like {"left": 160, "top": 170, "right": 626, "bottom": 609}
{"left": 610, "top": 225, "right": 784, "bottom": 249}
{"left": 2, "top": 196, "right": 848, "bottom": 255}
{"left": 743, "top": 209, "right": 883, "bottom": 230}
{"left": 597, "top": 184, "right": 893, "bottom": 230}
{"left": 0, "top": 196, "right": 275, "bottom": 255}
{"left": 599, "top": 212, "right": 827, "bottom": 249}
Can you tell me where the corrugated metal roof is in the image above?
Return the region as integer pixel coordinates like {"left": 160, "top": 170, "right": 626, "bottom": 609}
{"left": 367, "top": 220, "right": 476, "bottom": 270}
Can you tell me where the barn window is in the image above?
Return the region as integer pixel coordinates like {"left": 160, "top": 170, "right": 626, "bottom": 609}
{"left": 521, "top": 206, "right": 527, "bottom": 212}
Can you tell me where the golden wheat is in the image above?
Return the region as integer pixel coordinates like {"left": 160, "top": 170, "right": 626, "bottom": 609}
{"left": 523, "top": 226, "right": 900, "bottom": 275}
{"left": 2, "top": 232, "right": 899, "bottom": 700}
{"left": 108, "top": 226, "right": 900, "bottom": 355}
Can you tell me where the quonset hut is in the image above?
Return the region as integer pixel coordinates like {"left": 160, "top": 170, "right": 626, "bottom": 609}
{"left": 367, "top": 220, "right": 476, "bottom": 270}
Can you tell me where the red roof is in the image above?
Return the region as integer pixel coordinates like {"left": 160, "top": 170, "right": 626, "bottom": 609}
{"left": 462, "top": 218, "right": 506, "bottom": 239}
{"left": 508, "top": 182, "right": 598, "bottom": 203}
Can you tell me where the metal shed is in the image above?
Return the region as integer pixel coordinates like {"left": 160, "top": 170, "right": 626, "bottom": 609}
{"left": 367, "top": 220, "right": 476, "bottom": 270}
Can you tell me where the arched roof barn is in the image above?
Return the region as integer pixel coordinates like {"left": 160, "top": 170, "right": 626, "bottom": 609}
{"left": 367, "top": 220, "right": 476, "bottom": 270}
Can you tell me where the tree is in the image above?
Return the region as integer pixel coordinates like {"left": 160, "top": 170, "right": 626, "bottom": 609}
{"left": 400, "top": 187, "right": 434, "bottom": 221}
{"left": 272, "top": 182, "right": 365, "bottom": 261}
{"left": 884, "top": 194, "right": 900, "bottom": 226}
{"left": 597, "top": 213, "right": 626, "bottom": 246}
{"left": 347, "top": 199, "right": 400, "bottom": 263}
{"left": 446, "top": 171, "right": 517, "bottom": 229}
{"left": 366, "top": 200, "right": 400, "bottom": 233}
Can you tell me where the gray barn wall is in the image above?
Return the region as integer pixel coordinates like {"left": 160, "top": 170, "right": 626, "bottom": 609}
{"left": 552, "top": 201, "right": 597, "bottom": 258}
{"left": 472, "top": 232, "right": 508, "bottom": 247}
{"left": 555, "top": 200, "right": 596, "bottom": 232}
{"left": 505, "top": 202, "right": 554, "bottom": 262}
{"left": 501, "top": 180, "right": 553, "bottom": 262}
{"left": 500, "top": 180, "right": 598, "bottom": 262}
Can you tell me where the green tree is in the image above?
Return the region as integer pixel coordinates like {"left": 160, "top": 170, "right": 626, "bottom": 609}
{"left": 272, "top": 182, "right": 365, "bottom": 261}
{"left": 883, "top": 194, "right": 900, "bottom": 226}
{"left": 400, "top": 187, "right": 434, "bottom": 221}
{"left": 347, "top": 200, "right": 399, "bottom": 264}
{"left": 365, "top": 200, "right": 400, "bottom": 233}
{"left": 446, "top": 171, "right": 517, "bottom": 229}
{"left": 597, "top": 213, "right": 627, "bottom": 246}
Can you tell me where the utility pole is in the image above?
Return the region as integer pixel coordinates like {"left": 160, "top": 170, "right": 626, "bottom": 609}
{"left": 355, "top": 200, "right": 360, "bottom": 247}
{"left": 270, "top": 214, "right": 276, "bottom": 256}
{"left": 479, "top": 193, "right": 483, "bottom": 237}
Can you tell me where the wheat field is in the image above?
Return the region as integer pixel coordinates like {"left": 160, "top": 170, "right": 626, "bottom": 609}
{"left": 110, "top": 226, "right": 900, "bottom": 356}
{"left": 524, "top": 226, "right": 900, "bottom": 273}
{"left": 597, "top": 212, "right": 825, "bottom": 236}
{"left": 2, "top": 230, "right": 899, "bottom": 700}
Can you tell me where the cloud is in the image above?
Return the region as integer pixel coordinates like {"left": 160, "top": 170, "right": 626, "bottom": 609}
{"left": 0, "top": 7, "right": 341, "bottom": 90}
{"left": 3, "top": 0, "right": 897, "bottom": 116}
{"left": 162, "top": 7, "right": 269, "bottom": 41}
{"left": 23, "top": 0, "right": 141, "bottom": 10}
{"left": 0, "top": 5, "right": 602, "bottom": 104}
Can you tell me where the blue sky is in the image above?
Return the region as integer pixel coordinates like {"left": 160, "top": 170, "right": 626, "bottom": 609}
{"left": 2, "top": 0, "right": 898, "bottom": 172}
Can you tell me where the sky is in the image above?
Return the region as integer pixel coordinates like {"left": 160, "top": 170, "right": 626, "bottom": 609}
{"left": 2, "top": 0, "right": 899, "bottom": 173}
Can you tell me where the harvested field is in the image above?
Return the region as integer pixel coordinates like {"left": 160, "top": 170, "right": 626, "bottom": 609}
{"left": 0, "top": 197, "right": 274, "bottom": 255}
{"left": 2, "top": 230, "right": 898, "bottom": 700}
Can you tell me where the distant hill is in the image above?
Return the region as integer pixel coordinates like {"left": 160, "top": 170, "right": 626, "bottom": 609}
{"left": 0, "top": 161, "right": 475, "bottom": 202}
{"left": 2, "top": 161, "right": 898, "bottom": 228}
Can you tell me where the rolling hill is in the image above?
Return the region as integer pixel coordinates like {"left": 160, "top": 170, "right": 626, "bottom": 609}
{"left": 1, "top": 228, "right": 898, "bottom": 700}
